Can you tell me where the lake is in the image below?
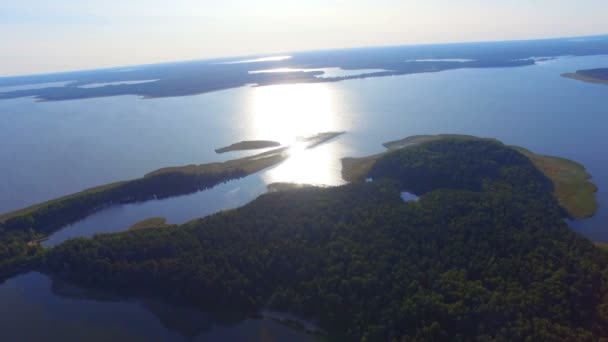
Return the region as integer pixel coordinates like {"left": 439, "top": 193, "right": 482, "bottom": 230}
{"left": 0, "top": 54, "right": 607, "bottom": 340}
{"left": 0, "top": 272, "right": 315, "bottom": 341}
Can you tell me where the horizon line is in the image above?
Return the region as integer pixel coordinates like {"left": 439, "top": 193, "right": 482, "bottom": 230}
{"left": 1, "top": 32, "right": 607, "bottom": 79}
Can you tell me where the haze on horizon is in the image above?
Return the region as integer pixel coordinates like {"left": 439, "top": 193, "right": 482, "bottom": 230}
{"left": 2, "top": 0, "right": 608, "bottom": 76}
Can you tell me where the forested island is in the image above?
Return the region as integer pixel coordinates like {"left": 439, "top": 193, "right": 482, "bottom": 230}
{"left": 128, "top": 217, "right": 175, "bottom": 231}
{"left": 562, "top": 68, "right": 608, "bottom": 85}
{"left": 0, "top": 135, "right": 606, "bottom": 340}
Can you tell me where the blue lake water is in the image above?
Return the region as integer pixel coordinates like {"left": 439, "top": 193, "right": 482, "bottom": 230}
{"left": 0, "top": 54, "right": 607, "bottom": 340}
{"left": 0, "top": 272, "right": 314, "bottom": 341}
{"left": 2, "top": 55, "right": 606, "bottom": 240}
{"left": 41, "top": 174, "right": 269, "bottom": 247}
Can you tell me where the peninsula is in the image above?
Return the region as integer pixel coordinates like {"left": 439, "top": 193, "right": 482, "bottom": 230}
{"left": 562, "top": 68, "right": 608, "bottom": 85}
{"left": 299, "top": 131, "right": 345, "bottom": 149}
{"left": 215, "top": 140, "right": 281, "bottom": 153}
{"left": 342, "top": 134, "right": 598, "bottom": 219}
{"left": 0, "top": 131, "right": 345, "bottom": 280}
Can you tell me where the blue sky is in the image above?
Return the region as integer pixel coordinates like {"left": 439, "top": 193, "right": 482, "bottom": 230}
{"left": 2, "top": 0, "right": 607, "bottom": 76}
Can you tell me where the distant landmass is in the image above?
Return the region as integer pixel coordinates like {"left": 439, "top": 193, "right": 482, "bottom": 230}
{"left": 562, "top": 68, "right": 608, "bottom": 85}
{"left": 1, "top": 35, "right": 608, "bottom": 101}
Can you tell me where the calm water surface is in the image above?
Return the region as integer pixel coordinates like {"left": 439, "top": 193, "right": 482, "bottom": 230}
{"left": 0, "top": 55, "right": 607, "bottom": 339}
{"left": 2, "top": 55, "right": 606, "bottom": 240}
{"left": 0, "top": 272, "right": 314, "bottom": 341}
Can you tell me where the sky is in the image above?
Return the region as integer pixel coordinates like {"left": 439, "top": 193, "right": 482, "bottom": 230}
{"left": 1, "top": 0, "right": 608, "bottom": 76}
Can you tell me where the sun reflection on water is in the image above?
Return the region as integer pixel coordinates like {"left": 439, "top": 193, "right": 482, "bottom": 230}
{"left": 244, "top": 83, "right": 348, "bottom": 186}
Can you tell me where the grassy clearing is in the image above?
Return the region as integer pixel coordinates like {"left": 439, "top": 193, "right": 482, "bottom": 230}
{"left": 341, "top": 154, "right": 385, "bottom": 182}
{"left": 513, "top": 147, "right": 598, "bottom": 219}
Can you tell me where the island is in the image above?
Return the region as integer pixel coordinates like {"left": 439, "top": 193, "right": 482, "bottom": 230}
{"left": 0, "top": 134, "right": 606, "bottom": 340}
{"left": 128, "top": 217, "right": 175, "bottom": 231}
{"left": 214, "top": 140, "right": 281, "bottom": 153}
{"left": 562, "top": 68, "right": 608, "bottom": 85}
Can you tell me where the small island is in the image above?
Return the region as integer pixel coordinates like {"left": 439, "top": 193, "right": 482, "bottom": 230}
{"left": 299, "top": 131, "right": 345, "bottom": 149}
{"left": 562, "top": 68, "right": 608, "bottom": 85}
{"left": 129, "top": 217, "right": 175, "bottom": 231}
{"left": 215, "top": 140, "right": 281, "bottom": 154}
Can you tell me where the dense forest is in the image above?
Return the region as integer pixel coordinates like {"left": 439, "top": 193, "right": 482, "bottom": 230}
{"left": 42, "top": 139, "right": 608, "bottom": 340}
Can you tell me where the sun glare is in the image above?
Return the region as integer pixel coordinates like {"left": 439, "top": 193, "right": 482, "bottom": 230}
{"left": 246, "top": 83, "right": 342, "bottom": 144}
{"left": 244, "top": 83, "right": 348, "bottom": 186}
